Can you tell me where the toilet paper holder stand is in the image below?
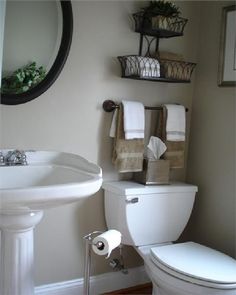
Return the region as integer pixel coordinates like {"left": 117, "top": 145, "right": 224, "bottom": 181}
{"left": 83, "top": 231, "right": 104, "bottom": 295}
{"left": 83, "top": 230, "right": 125, "bottom": 295}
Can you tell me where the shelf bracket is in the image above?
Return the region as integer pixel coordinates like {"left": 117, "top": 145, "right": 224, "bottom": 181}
{"left": 138, "top": 33, "right": 159, "bottom": 57}
{"left": 138, "top": 34, "right": 144, "bottom": 56}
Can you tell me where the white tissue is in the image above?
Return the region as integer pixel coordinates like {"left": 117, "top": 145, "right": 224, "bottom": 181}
{"left": 92, "top": 230, "right": 121, "bottom": 258}
{"left": 146, "top": 136, "right": 167, "bottom": 160}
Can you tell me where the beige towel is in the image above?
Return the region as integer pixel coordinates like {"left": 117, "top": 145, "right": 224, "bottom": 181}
{"left": 158, "top": 51, "right": 184, "bottom": 61}
{"left": 156, "top": 106, "right": 185, "bottom": 169}
{"left": 112, "top": 105, "right": 144, "bottom": 173}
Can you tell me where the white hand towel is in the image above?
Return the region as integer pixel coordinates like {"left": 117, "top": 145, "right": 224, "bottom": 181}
{"left": 165, "top": 104, "right": 186, "bottom": 141}
{"left": 122, "top": 100, "right": 145, "bottom": 139}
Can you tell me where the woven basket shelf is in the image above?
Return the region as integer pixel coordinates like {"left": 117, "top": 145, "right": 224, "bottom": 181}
{"left": 117, "top": 55, "right": 196, "bottom": 83}
{"left": 133, "top": 12, "right": 188, "bottom": 38}
{"left": 159, "top": 58, "right": 196, "bottom": 81}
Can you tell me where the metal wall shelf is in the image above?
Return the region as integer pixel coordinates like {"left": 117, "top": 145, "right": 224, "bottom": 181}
{"left": 132, "top": 12, "right": 188, "bottom": 39}
{"left": 135, "top": 28, "right": 183, "bottom": 38}
{"left": 117, "top": 55, "right": 196, "bottom": 83}
{"left": 120, "top": 75, "right": 191, "bottom": 83}
{"left": 117, "top": 10, "right": 196, "bottom": 84}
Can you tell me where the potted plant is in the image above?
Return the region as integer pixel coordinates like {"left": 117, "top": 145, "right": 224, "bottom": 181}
{"left": 141, "top": 0, "right": 181, "bottom": 31}
{"left": 1, "top": 62, "right": 46, "bottom": 94}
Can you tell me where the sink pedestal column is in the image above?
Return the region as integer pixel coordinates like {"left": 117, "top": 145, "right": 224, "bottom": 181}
{"left": 0, "top": 210, "right": 44, "bottom": 295}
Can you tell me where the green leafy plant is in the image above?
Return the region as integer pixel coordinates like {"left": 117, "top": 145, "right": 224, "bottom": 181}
{"left": 1, "top": 62, "right": 46, "bottom": 94}
{"left": 142, "top": 0, "right": 181, "bottom": 17}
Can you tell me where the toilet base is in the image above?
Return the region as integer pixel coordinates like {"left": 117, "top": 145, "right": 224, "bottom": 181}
{"left": 152, "top": 283, "right": 169, "bottom": 295}
{"left": 149, "top": 271, "right": 193, "bottom": 295}
{"left": 152, "top": 281, "right": 196, "bottom": 295}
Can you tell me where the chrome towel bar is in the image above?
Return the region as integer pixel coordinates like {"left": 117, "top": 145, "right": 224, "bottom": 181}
{"left": 102, "top": 99, "right": 188, "bottom": 113}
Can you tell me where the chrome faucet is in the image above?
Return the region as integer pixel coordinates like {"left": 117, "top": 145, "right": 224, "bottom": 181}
{"left": 5, "top": 150, "right": 28, "bottom": 166}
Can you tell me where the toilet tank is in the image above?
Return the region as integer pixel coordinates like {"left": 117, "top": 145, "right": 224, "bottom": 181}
{"left": 103, "top": 181, "right": 197, "bottom": 246}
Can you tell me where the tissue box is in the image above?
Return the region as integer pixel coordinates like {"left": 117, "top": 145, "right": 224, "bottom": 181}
{"left": 133, "top": 159, "right": 170, "bottom": 185}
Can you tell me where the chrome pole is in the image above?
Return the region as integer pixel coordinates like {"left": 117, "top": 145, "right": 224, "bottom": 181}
{"left": 83, "top": 236, "right": 92, "bottom": 295}
{"left": 83, "top": 231, "right": 103, "bottom": 295}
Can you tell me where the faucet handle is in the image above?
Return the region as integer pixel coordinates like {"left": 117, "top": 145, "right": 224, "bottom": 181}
{"left": 0, "top": 152, "right": 4, "bottom": 165}
{"left": 16, "top": 150, "right": 27, "bottom": 165}
{"left": 5, "top": 149, "right": 28, "bottom": 165}
{"left": 20, "top": 151, "right": 27, "bottom": 165}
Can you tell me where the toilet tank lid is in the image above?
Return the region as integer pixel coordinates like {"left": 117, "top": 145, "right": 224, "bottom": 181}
{"left": 102, "top": 181, "right": 198, "bottom": 196}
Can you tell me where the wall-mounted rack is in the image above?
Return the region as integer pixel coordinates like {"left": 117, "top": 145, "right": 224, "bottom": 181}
{"left": 133, "top": 11, "right": 188, "bottom": 56}
{"left": 118, "top": 55, "right": 196, "bottom": 83}
{"left": 117, "top": 9, "right": 196, "bottom": 83}
{"left": 103, "top": 99, "right": 188, "bottom": 112}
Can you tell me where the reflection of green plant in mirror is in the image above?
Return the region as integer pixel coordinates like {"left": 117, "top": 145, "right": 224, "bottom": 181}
{"left": 1, "top": 62, "right": 46, "bottom": 94}
{"left": 143, "top": 0, "right": 180, "bottom": 17}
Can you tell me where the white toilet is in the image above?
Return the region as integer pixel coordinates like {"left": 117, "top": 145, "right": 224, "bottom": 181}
{"left": 103, "top": 181, "right": 236, "bottom": 295}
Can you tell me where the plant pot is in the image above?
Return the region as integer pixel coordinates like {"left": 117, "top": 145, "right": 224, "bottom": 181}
{"left": 132, "top": 12, "right": 188, "bottom": 36}
{"left": 151, "top": 15, "right": 169, "bottom": 30}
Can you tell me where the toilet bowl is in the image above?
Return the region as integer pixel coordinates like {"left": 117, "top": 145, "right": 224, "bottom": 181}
{"left": 138, "top": 242, "right": 236, "bottom": 295}
{"left": 102, "top": 181, "right": 236, "bottom": 295}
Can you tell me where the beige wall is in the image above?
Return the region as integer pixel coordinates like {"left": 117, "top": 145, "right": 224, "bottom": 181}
{"left": 186, "top": 1, "right": 236, "bottom": 258}
{"left": 0, "top": 0, "right": 6, "bottom": 86}
{"left": 0, "top": 1, "right": 201, "bottom": 286}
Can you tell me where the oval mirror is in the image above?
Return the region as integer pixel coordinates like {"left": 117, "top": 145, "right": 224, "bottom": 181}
{"left": 0, "top": 0, "right": 73, "bottom": 105}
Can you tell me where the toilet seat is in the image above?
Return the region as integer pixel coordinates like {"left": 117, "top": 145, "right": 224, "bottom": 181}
{"left": 150, "top": 242, "right": 236, "bottom": 290}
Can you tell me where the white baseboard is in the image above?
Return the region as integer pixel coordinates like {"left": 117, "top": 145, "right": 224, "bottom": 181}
{"left": 35, "top": 266, "right": 150, "bottom": 295}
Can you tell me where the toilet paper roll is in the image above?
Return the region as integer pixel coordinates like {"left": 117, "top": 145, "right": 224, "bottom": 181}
{"left": 92, "top": 230, "right": 121, "bottom": 258}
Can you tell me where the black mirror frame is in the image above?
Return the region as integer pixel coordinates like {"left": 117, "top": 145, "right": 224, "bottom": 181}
{"left": 0, "top": 0, "right": 73, "bottom": 105}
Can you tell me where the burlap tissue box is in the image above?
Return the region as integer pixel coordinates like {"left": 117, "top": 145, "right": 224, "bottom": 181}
{"left": 133, "top": 159, "right": 170, "bottom": 185}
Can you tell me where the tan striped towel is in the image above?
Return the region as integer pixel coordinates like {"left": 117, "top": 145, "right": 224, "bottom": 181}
{"left": 112, "top": 105, "right": 144, "bottom": 173}
{"left": 156, "top": 106, "right": 185, "bottom": 169}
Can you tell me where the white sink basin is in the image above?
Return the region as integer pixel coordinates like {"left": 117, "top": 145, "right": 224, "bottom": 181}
{"left": 0, "top": 150, "right": 102, "bottom": 211}
{"left": 0, "top": 150, "right": 102, "bottom": 295}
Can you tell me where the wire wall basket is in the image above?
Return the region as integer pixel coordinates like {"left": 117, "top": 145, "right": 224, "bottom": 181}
{"left": 118, "top": 55, "right": 196, "bottom": 82}
{"left": 133, "top": 12, "right": 188, "bottom": 37}
{"left": 159, "top": 59, "right": 196, "bottom": 81}
{"left": 118, "top": 55, "right": 161, "bottom": 79}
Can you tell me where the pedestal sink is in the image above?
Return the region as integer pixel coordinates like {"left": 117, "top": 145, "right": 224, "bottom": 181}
{"left": 0, "top": 150, "right": 103, "bottom": 295}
